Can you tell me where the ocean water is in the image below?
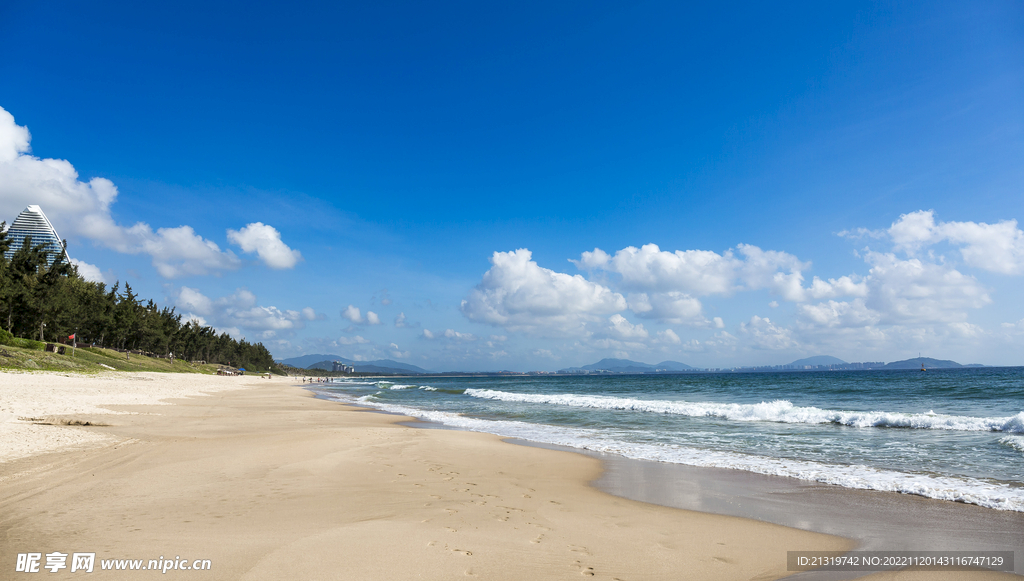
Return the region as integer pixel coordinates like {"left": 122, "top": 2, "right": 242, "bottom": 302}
{"left": 310, "top": 368, "right": 1024, "bottom": 512}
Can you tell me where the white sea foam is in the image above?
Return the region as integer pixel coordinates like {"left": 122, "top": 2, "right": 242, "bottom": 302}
{"left": 464, "top": 389, "right": 1024, "bottom": 433}
{"left": 999, "top": 435, "right": 1024, "bottom": 454}
{"left": 342, "top": 394, "right": 1024, "bottom": 512}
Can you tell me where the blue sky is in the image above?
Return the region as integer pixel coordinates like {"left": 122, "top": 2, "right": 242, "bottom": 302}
{"left": 1, "top": 1, "right": 1022, "bottom": 370}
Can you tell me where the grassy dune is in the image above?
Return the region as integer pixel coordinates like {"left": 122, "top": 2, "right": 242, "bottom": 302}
{"left": 0, "top": 343, "right": 220, "bottom": 374}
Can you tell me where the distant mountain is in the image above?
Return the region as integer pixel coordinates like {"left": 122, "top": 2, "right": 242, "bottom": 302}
{"left": 883, "top": 357, "right": 962, "bottom": 370}
{"left": 789, "top": 355, "right": 848, "bottom": 367}
{"left": 573, "top": 358, "right": 693, "bottom": 373}
{"left": 279, "top": 353, "right": 346, "bottom": 368}
{"left": 280, "top": 353, "right": 430, "bottom": 374}
{"left": 655, "top": 360, "right": 695, "bottom": 371}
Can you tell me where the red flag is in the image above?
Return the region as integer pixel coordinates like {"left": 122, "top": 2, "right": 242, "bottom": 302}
{"left": 69, "top": 334, "right": 75, "bottom": 340}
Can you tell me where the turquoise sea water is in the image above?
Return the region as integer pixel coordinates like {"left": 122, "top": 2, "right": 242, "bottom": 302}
{"left": 312, "top": 368, "right": 1024, "bottom": 511}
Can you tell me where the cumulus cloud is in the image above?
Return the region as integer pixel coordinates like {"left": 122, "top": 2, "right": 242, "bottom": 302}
{"left": 797, "top": 253, "right": 989, "bottom": 331}
{"left": 227, "top": 222, "right": 302, "bottom": 269}
{"left": 0, "top": 106, "right": 297, "bottom": 278}
{"left": 739, "top": 316, "right": 797, "bottom": 350}
{"left": 861, "top": 252, "right": 990, "bottom": 323}
{"left": 444, "top": 329, "right": 477, "bottom": 342}
{"left": 798, "top": 299, "right": 880, "bottom": 328}
{"left": 604, "top": 314, "right": 649, "bottom": 340}
{"left": 461, "top": 249, "right": 626, "bottom": 336}
{"left": 70, "top": 258, "right": 106, "bottom": 284}
{"left": 342, "top": 305, "right": 364, "bottom": 324}
{"left": 657, "top": 329, "right": 681, "bottom": 344}
{"left": 421, "top": 329, "right": 435, "bottom": 339}
{"left": 575, "top": 243, "right": 807, "bottom": 297}
{"left": 888, "top": 210, "right": 1024, "bottom": 274}
{"left": 366, "top": 311, "right": 382, "bottom": 325}
{"left": 627, "top": 291, "right": 706, "bottom": 325}
{"left": 174, "top": 287, "right": 318, "bottom": 338}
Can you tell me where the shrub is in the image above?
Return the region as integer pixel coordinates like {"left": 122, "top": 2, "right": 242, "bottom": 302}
{"left": 10, "top": 337, "right": 45, "bottom": 351}
{"left": 0, "top": 329, "right": 12, "bottom": 346}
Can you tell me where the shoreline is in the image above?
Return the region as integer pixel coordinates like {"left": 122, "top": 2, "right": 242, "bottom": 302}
{"left": 1, "top": 372, "right": 1017, "bottom": 580}
{"left": 318, "top": 387, "right": 1024, "bottom": 578}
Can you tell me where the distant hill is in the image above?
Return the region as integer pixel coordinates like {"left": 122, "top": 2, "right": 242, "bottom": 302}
{"left": 280, "top": 353, "right": 430, "bottom": 374}
{"left": 572, "top": 358, "right": 693, "bottom": 373}
{"left": 279, "top": 353, "right": 345, "bottom": 368}
{"left": 883, "top": 357, "right": 962, "bottom": 370}
{"left": 789, "top": 355, "right": 848, "bottom": 367}
{"left": 655, "top": 360, "right": 695, "bottom": 371}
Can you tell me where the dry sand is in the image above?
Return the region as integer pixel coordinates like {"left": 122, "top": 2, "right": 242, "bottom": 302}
{"left": 0, "top": 372, "right": 1015, "bottom": 580}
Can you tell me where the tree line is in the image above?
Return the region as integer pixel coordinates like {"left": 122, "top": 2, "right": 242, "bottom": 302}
{"left": 0, "top": 226, "right": 279, "bottom": 372}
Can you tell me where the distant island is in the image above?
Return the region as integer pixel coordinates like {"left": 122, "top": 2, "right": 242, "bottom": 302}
{"left": 560, "top": 358, "right": 693, "bottom": 374}
{"left": 276, "top": 353, "right": 988, "bottom": 376}
{"left": 278, "top": 353, "right": 431, "bottom": 375}
{"left": 557, "top": 355, "right": 986, "bottom": 375}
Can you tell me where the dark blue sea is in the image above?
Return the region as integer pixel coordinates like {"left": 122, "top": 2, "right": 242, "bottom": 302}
{"left": 312, "top": 367, "right": 1024, "bottom": 511}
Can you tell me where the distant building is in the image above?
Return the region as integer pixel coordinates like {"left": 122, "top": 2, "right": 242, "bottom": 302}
{"left": 332, "top": 361, "right": 354, "bottom": 373}
{"left": 3, "top": 205, "right": 69, "bottom": 266}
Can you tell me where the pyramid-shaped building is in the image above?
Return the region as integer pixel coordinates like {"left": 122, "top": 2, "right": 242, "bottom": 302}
{"left": 3, "top": 205, "right": 69, "bottom": 266}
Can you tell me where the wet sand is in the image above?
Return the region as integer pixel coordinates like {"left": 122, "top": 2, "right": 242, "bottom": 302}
{"left": 589, "top": 449, "right": 1024, "bottom": 579}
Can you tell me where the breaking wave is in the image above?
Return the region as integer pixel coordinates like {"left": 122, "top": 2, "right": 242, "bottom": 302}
{"left": 463, "top": 389, "right": 1024, "bottom": 433}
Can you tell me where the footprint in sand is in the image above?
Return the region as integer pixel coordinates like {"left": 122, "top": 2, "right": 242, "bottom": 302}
{"left": 573, "top": 561, "right": 595, "bottom": 577}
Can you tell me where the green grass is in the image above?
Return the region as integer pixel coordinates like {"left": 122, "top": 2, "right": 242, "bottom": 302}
{"left": 0, "top": 344, "right": 221, "bottom": 374}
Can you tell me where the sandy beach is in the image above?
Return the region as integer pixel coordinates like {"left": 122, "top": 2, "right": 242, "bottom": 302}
{"left": 0, "top": 372, "right": 1016, "bottom": 580}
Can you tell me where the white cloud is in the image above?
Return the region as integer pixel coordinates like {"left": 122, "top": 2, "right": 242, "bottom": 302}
{"left": 796, "top": 253, "right": 990, "bottom": 332}
{"left": 461, "top": 249, "right": 626, "bottom": 336}
{"left": 861, "top": 252, "right": 990, "bottom": 323}
{"left": 657, "top": 329, "right": 681, "bottom": 344}
{"left": 227, "top": 222, "right": 302, "bottom": 269}
{"left": 604, "top": 314, "right": 649, "bottom": 340}
{"left": 394, "top": 312, "right": 409, "bottom": 327}
{"left": 1002, "top": 319, "right": 1024, "bottom": 333}
{"left": 174, "top": 287, "right": 317, "bottom": 337}
{"left": 627, "top": 291, "right": 706, "bottom": 325}
{"left": 0, "top": 107, "right": 296, "bottom": 278}
{"left": 70, "top": 258, "right": 106, "bottom": 284}
{"left": 805, "top": 275, "right": 869, "bottom": 300}
{"left": 342, "top": 305, "right": 381, "bottom": 325}
{"left": 573, "top": 243, "right": 809, "bottom": 303}
{"left": 739, "top": 316, "right": 797, "bottom": 350}
{"left": 183, "top": 313, "right": 207, "bottom": 327}
{"left": 798, "top": 299, "right": 880, "bottom": 328}
{"left": 388, "top": 343, "right": 410, "bottom": 358}
{"left": 888, "top": 210, "right": 1024, "bottom": 274}
{"left": 342, "top": 305, "right": 364, "bottom": 324}
{"left": 109, "top": 223, "right": 242, "bottom": 278}
{"left": 421, "top": 329, "right": 435, "bottom": 339}
{"left": 713, "top": 317, "right": 725, "bottom": 328}
{"left": 177, "top": 286, "right": 216, "bottom": 316}
{"left": 444, "top": 329, "right": 477, "bottom": 341}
